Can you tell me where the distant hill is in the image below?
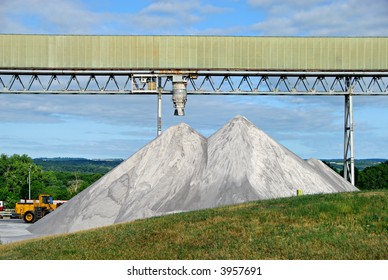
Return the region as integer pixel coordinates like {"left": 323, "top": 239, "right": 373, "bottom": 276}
{"left": 33, "top": 157, "right": 123, "bottom": 173}
{"left": 322, "top": 159, "right": 387, "bottom": 171}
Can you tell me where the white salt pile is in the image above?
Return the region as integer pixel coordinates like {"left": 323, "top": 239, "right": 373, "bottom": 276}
{"left": 28, "top": 116, "right": 358, "bottom": 235}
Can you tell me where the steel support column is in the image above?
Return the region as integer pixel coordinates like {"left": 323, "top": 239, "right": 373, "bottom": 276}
{"left": 157, "top": 77, "right": 162, "bottom": 136}
{"left": 344, "top": 78, "right": 355, "bottom": 185}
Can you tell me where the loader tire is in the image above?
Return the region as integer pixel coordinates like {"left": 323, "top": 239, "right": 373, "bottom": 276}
{"left": 23, "top": 211, "right": 35, "bottom": 223}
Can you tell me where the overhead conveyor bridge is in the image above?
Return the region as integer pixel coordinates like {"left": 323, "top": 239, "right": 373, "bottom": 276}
{"left": 1, "top": 35, "right": 388, "bottom": 185}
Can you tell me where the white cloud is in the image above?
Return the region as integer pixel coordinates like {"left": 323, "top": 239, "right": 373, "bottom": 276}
{"left": 0, "top": 0, "right": 104, "bottom": 34}
{"left": 248, "top": 0, "right": 327, "bottom": 8}
{"left": 0, "top": 0, "right": 231, "bottom": 35}
{"left": 1, "top": 1, "right": 387, "bottom": 36}
{"left": 249, "top": 0, "right": 388, "bottom": 36}
{"left": 123, "top": 0, "right": 231, "bottom": 34}
{"left": 144, "top": 0, "right": 229, "bottom": 15}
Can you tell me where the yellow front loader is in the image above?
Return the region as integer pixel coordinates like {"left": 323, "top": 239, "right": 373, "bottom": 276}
{"left": 15, "top": 194, "right": 61, "bottom": 223}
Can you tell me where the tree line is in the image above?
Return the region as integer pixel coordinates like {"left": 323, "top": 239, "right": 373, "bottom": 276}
{"left": 0, "top": 154, "right": 103, "bottom": 208}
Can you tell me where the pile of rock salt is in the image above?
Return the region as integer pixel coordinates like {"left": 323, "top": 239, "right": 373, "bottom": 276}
{"left": 29, "top": 116, "right": 357, "bottom": 235}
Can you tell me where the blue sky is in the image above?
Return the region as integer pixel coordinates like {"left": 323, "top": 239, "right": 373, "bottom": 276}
{"left": 0, "top": 0, "right": 388, "bottom": 159}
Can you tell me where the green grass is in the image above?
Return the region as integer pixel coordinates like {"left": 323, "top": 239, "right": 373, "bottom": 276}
{"left": 0, "top": 190, "right": 387, "bottom": 260}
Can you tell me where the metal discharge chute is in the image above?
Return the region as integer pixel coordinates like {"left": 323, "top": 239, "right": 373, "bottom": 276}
{"left": 172, "top": 75, "right": 187, "bottom": 116}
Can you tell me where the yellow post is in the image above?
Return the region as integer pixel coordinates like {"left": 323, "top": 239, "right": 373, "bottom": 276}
{"left": 297, "top": 189, "right": 303, "bottom": 196}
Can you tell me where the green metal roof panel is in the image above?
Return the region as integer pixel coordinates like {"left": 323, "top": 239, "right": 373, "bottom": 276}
{"left": 1, "top": 35, "right": 387, "bottom": 71}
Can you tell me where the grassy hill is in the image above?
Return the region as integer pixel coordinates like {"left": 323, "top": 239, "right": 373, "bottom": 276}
{"left": 0, "top": 190, "right": 387, "bottom": 260}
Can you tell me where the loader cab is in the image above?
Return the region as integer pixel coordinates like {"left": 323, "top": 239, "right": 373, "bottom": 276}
{"left": 41, "top": 195, "right": 53, "bottom": 205}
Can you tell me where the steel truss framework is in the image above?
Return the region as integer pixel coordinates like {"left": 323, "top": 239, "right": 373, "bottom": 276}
{"left": 1, "top": 69, "right": 388, "bottom": 186}
{"left": 0, "top": 70, "right": 388, "bottom": 95}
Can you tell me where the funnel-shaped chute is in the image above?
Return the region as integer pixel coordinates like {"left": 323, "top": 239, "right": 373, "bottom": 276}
{"left": 172, "top": 76, "right": 187, "bottom": 116}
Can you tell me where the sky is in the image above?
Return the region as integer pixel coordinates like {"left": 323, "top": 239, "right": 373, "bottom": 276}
{"left": 0, "top": 0, "right": 388, "bottom": 160}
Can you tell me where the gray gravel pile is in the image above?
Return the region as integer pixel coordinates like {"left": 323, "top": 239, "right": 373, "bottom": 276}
{"left": 28, "top": 116, "right": 357, "bottom": 235}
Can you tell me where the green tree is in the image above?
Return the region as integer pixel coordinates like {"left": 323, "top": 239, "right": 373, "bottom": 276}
{"left": 0, "top": 154, "right": 106, "bottom": 207}
{"left": 1, "top": 155, "right": 26, "bottom": 203}
{"left": 0, "top": 154, "right": 47, "bottom": 207}
{"left": 357, "top": 161, "right": 388, "bottom": 190}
